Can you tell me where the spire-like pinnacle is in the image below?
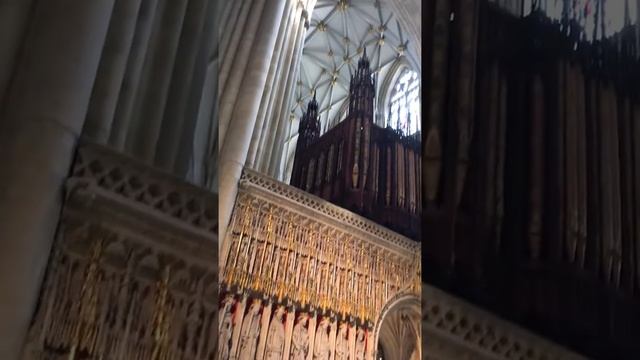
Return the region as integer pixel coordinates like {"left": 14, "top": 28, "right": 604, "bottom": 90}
{"left": 357, "top": 47, "right": 370, "bottom": 71}
{"left": 309, "top": 91, "right": 318, "bottom": 111}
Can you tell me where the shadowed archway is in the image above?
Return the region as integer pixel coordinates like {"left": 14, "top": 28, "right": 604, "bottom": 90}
{"left": 374, "top": 295, "right": 421, "bottom": 360}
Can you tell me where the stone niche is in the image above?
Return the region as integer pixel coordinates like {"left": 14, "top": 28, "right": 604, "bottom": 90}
{"left": 219, "top": 169, "right": 421, "bottom": 360}
{"left": 22, "top": 142, "right": 218, "bottom": 360}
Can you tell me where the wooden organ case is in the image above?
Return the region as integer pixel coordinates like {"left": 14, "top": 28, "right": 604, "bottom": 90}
{"left": 290, "top": 52, "right": 421, "bottom": 240}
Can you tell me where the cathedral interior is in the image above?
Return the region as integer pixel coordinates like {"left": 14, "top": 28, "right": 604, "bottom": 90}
{"left": 0, "top": 0, "right": 421, "bottom": 359}
{"left": 218, "top": 1, "right": 422, "bottom": 359}
{"left": 0, "top": 0, "right": 639, "bottom": 359}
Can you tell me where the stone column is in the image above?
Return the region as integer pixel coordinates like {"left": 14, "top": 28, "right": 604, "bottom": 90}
{"left": 0, "top": 0, "right": 35, "bottom": 107}
{"left": 246, "top": 0, "right": 295, "bottom": 169}
{"left": 82, "top": 0, "right": 143, "bottom": 143}
{"left": 175, "top": 0, "right": 219, "bottom": 181}
{"left": 108, "top": 0, "right": 161, "bottom": 150}
{"left": 191, "top": 58, "right": 218, "bottom": 187}
{"left": 258, "top": 2, "right": 305, "bottom": 176}
{"left": 154, "top": 0, "right": 210, "bottom": 172}
{"left": 218, "top": 0, "right": 286, "bottom": 264}
{"left": 0, "top": 0, "right": 115, "bottom": 357}
{"left": 218, "top": 1, "right": 237, "bottom": 39}
{"left": 219, "top": 0, "right": 250, "bottom": 89}
{"left": 281, "top": 119, "right": 296, "bottom": 182}
{"left": 218, "top": 0, "right": 266, "bottom": 145}
{"left": 266, "top": 12, "right": 306, "bottom": 178}
{"left": 126, "top": 0, "right": 189, "bottom": 163}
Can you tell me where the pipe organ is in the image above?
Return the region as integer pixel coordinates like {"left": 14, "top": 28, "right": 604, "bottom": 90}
{"left": 290, "top": 52, "right": 421, "bottom": 241}
{"left": 220, "top": 170, "right": 420, "bottom": 360}
{"left": 424, "top": 1, "right": 640, "bottom": 357}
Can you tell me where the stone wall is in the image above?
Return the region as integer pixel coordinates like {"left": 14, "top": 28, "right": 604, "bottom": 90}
{"left": 21, "top": 143, "right": 217, "bottom": 359}
{"left": 423, "top": 284, "right": 587, "bottom": 360}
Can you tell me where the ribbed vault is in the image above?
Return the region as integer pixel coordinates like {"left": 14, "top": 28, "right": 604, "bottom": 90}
{"left": 377, "top": 297, "right": 421, "bottom": 360}
{"left": 281, "top": 0, "right": 421, "bottom": 181}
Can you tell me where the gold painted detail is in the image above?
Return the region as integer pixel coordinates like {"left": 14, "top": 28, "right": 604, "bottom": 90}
{"left": 221, "top": 189, "right": 420, "bottom": 325}
{"left": 24, "top": 143, "right": 217, "bottom": 359}
{"left": 26, "top": 224, "right": 217, "bottom": 359}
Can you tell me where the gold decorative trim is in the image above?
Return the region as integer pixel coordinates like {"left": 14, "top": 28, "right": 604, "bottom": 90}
{"left": 239, "top": 169, "right": 419, "bottom": 257}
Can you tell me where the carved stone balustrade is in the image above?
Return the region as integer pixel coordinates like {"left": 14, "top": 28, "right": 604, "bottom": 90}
{"left": 220, "top": 168, "right": 420, "bottom": 360}
{"left": 22, "top": 142, "right": 218, "bottom": 360}
{"left": 422, "top": 284, "right": 587, "bottom": 360}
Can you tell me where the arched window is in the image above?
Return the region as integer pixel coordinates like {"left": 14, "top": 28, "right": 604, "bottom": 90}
{"left": 387, "top": 70, "right": 420, "bottom": 135}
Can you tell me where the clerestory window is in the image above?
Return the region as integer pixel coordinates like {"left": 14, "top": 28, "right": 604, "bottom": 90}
{"left": 387, "top": 70, "right": 420, "bottom": 135}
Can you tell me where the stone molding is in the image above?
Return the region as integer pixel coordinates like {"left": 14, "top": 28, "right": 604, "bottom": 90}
{"left": 69, "top": 141, "right": 217, "bottom": 234}
{"left": 220, "top": 169, "right": 421, "bottom": 360}
{"left": 239, "top": 168, "right": 420, "bottom": 258}
{"left": 224, "top": 170, "right": 421, "bottom": 322}
{"left": 22, "top": 142, "right": 217, "bottom": 359}
{"left": 423, "top": 284, "right": 588, "bottom": 360}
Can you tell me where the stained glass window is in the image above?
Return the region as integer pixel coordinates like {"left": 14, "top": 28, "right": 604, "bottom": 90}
{"left": 387, "top": 70, "right": 420, "bottom": 135}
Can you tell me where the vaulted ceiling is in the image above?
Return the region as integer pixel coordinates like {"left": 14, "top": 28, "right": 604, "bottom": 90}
{"left": 281, "top": 0, "right": 421, "bottom": 180}
{"left": 291, "top": 0, "right": 420, "bottom": 129}
{"left": 378, "top": 297, "right": 421, "bottom": 360}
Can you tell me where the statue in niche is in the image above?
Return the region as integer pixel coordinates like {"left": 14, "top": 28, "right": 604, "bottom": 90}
{"left": 290, "top": 312, "right": 310, "bottom": 360}
{"left": 314, "top": 317, "right": 330, "bottom": 360}
{"left": 335, "top": 322, "right": 349, "bottom": 360}
{"left": 355, "top": 328, "right": 366, "bottom": 360}
{"left": 218, "top": 295, "right": 235, "bottom": 360}
{"left": 265, "top": 306, "right": 286, "bottom": 360}
{"left": 238, "top": 299, "right": 262, "bottom": 360}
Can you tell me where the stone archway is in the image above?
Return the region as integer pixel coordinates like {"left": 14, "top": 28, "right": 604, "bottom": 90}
{"left": 373, "top": 295, "right": 421, "bottom": 360}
